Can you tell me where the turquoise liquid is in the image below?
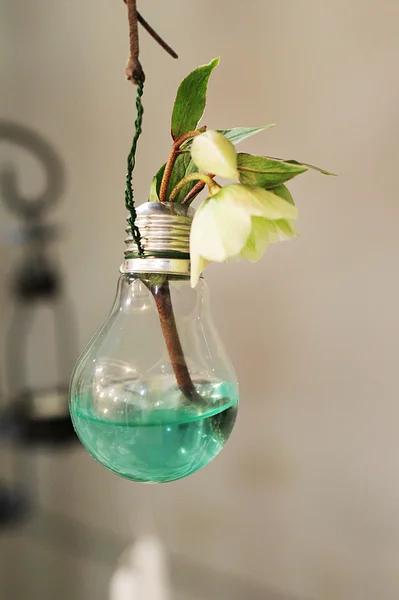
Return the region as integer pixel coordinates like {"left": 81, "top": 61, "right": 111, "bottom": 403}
{"left": 70, "top": 382, "right": 238, "bottom": 483}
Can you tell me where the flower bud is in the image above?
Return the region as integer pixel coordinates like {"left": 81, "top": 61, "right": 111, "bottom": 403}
{"left": 191, "top": 131, "right": 239, "bottom": 179}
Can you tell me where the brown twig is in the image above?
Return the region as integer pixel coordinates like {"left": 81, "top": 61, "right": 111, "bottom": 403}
{"left": 123, "top": 1, "right": 178, "bottom": 62}
{"left": 125, "top": 0, "right": 145, "bottom": 84}
{"left": 182, "top": 174, "right": 215, "bottom": 204}
{"left": 151, "top": 281, "right": 197, "bottom": 398}
{"left": 159, "top": 130, "right": 204, "bottom": 202}
{"left": 182, "top": 181, "right": 205, "bottom": 204}
{"left": 169, "top": 173, "right": 217, "bottom": 202}
{"left": 137, "top": 12, "right": 178, "bottom": 59}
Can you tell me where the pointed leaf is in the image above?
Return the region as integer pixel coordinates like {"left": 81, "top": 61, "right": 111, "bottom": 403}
{"left": 171, "top": 58, "right": 220, "bottom": 140}
{"left": 154, "top": 163, "right": 166, "bottom": 197}
{"left": 271, "top": 184, "right": 295, "bottom": 205}
{"left": 282, "top": 159, "right": 336, "bottom": 176}
{"left": 241, "top": 216, "right": 270, "bottom": 263}
{"left": 237, "top": 153, "right": 307, "bottom": 188}
{"left": 167, "top": 153, "right": 199, "bottom": 203}
{"left": 149, "top": 176, "right": 159, "bottom": 202}
{"left": 182, "top": 125, "right": 274, "bottom": 150}
{"left": 217, "top": 125, "right": 275, "bottom": 145}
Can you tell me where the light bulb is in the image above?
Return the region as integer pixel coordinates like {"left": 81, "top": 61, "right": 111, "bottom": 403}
{"left": 69, "top": 203, "right": 239, "bottom": 483}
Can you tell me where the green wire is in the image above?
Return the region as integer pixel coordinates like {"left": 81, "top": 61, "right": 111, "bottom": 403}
{"left": 124, "top": 77, "right": 144, "bottom": 256}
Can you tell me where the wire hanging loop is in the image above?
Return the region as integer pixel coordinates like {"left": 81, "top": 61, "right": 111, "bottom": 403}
{"left": 123, "top": 0, "right": 178, "bottom": 256}
{"left": 123, "top": 0, "right": 144, "bottom": 255}
{"left": 125, "top": 78, "right": 145, "bottom": 256}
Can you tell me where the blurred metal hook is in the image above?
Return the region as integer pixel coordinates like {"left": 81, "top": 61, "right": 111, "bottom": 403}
{"left": 0, "top": 120, "right": 65, "bottom": 218}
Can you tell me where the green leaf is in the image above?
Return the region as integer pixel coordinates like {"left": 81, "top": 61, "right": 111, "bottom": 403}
{"left": 145, "top": 274, "right": 167, "bottom": 288}
{"left": 171, "top": 57, "right": 220, "bottom": 140}
{"left": 167, "top": 153, "right": 199, "bottom": 203}
{"left": 181, "top": 125, "right": 274, "bottom": 150}
{"left": 271, "top": 184, "right": 295, "bottom": 205}
{"left": 154, "top": 163, "right": 166, "bottom": 197}
{"left": 149, "top": 163, "right": 166, "bottom": 202}
{"left": 216, "top": 125, "right": 275, "bottom": 145}
{"left": 237, "top": 153, "right": 307, "bottom": 188}
{"left": 282, "top": 159, "right": 336, "bottom": 176}
{"left": 149, "top": 176, "right": 159, "bottom": 202}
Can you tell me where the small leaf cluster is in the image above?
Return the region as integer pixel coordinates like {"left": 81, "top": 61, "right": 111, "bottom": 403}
{"left": 150, "top": 58, "right": 333, "bottom": 206}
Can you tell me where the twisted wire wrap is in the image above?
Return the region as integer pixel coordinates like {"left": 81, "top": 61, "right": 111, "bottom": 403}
{"left": 124, "top": 77, "right": 145, "bottom": 256}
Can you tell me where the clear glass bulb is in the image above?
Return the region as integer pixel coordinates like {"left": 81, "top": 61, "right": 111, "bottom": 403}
{"left": 69, "top": 274, "right": 238, "bottom": 483}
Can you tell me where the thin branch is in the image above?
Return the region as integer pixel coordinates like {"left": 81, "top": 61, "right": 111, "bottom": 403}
{"left": 169, "top": 173, "right": 217, "bottom": 202}
{"left": 159, "top": 130, "right": 203, "bottom": 202}
{"left": 125, "top": 0, "right": 145, "bottom": 84}
{"left": 123, "top": 1, "right": 178, "bottom": 60}
{"left": 182, "top": 175, "right": 215, "bottom": 204}
{"left": 183, "top": 181, "right": 205, "bottom": 203}
{"left": 137, "top": 12, "right": 178, "bottom": 59}
{"left": 151, "top": 281, "right": 197, "bottom": 399}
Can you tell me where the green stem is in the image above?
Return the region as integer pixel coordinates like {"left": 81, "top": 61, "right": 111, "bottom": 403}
{"left": 169, "top": 173, "right": 219, "bottom": 202}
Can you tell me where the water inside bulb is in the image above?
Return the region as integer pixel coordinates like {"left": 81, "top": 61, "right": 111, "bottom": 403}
{"left": 69, "top": 275, "right": 238, "bottom": 483}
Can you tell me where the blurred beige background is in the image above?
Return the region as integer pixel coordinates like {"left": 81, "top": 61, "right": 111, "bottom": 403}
{"left": 1, "top": 0, "right": 399, "bottom": 599}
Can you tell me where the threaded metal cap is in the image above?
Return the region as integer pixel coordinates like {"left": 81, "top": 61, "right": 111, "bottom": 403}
{"left": 122, "top": 202, "right": 195, "bottom": 275}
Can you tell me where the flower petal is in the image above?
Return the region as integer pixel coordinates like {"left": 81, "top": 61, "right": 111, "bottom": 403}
{"left": 242, "top": 217, "right": 299, "bottom": 263}
{"left": 189, "top": 183, "right": 299, "bottom": 284}
{"left": 190, "top": 196, "right": 252, "bottom": 263}
{"left": 267, "top": 219, "right": 299, "bottom": 243}
{"left": 191, "top": 131, "right": 239, "bottom": 179}
{"left": 190, "top": 253, "right": 210, "bottom": 288}
{"left": 241, "top": 217, "right": 270, "bottom": 262}
{"left": 218, "top": 184, "right": 298, "bottom": 220}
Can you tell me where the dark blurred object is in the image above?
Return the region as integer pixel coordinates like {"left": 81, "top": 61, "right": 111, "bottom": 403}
{"left": 0, "top": 482, "right": 30, "bottom": 528}
{"left": 0, "top": 121, "right": 78, "bottom": 447}
{"left": 5, "top": 279, "right": 78, "bottom": 446}
{"left": 0, "top": 121, "right": 64, "bottom": 218}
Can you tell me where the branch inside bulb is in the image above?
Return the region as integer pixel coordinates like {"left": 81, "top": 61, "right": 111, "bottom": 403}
{"left": 146, "top": 278, "right": 205, "bottom": 404}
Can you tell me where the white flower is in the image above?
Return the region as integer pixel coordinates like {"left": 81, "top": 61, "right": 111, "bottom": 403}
{"left": 191, "top": 131, "right": 239, "bottom": 179}
{"left": 189, "top": 184, "right": 298, "bottom": 286}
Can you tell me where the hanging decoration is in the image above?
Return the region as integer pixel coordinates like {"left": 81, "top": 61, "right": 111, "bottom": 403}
{"left": 69, "top": 1, "right": 333, "bottom": 483}
{"left": 0, "top": 121, "right": 78, "bottom": 446}
{"left": 0, "top": 121, "right": 79, "bottom": 526}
